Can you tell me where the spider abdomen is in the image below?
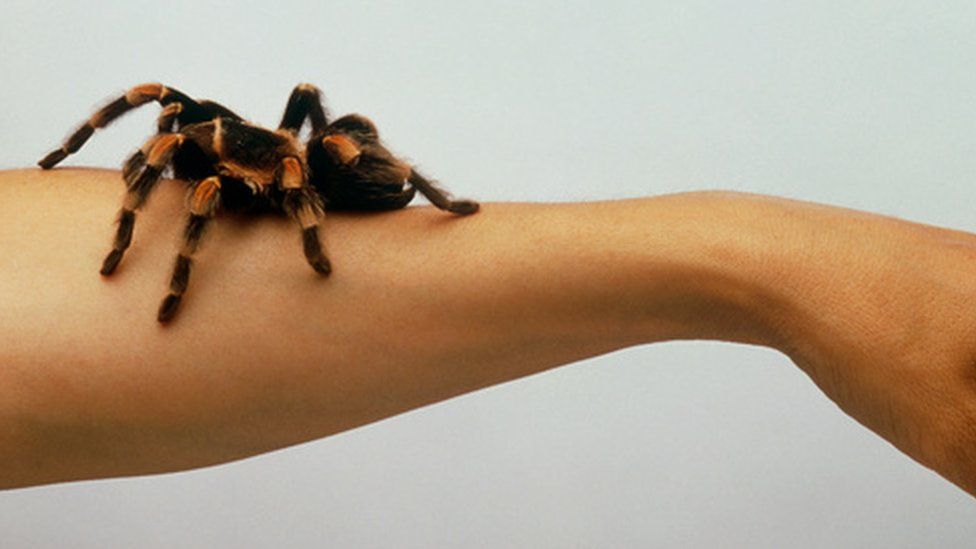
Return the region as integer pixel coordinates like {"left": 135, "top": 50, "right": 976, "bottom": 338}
{"left": 307, "top": 136, "right": 416, "bottom": 211}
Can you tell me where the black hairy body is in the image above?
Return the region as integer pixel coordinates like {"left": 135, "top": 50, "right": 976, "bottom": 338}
{"left": 38, "top": 83, "right": 479, "bottom": 323}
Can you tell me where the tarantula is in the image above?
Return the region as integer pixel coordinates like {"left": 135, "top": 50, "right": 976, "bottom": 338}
{"left": 38, "top": 83, "right": 479, "bottom": 323}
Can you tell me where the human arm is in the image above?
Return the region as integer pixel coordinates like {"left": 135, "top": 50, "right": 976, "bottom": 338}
{"left": 0, "top": 168, "right": 974, "bottom": 496}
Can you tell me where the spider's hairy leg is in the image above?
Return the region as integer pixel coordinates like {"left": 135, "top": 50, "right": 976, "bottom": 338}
{"left": 278, "top": 83, "right": 329, "bottom": 135}
{"left": 121, "top": 134, "right": 162, "bottom": 187}
{"left": 37, "top": 83, "right": 214, "bottom": 170}
{"left": 100, "top": 134, "right": 185, "bottom": 275}
{"left": 407, "top": 169, "right": 480, "bottom": 215}
{"left": 119, "top": 103, "right": 184, "bottom": 186}
{"left": 156, "top": 102, "right": 184, "bottom": 134}
{"left": 38, "top": 83, "right": 169, "bottom": 169}
{"left": 278, "top": 157, "right": 331, "bottom": 275}
{"left": 157, "top": 176, "right": 222, "bottom": 323}
{"left": 327, "top": 114, "right": 380, "bottom": 142}
{"left": 121, "top": 148, "right": 147, "bottom": 185}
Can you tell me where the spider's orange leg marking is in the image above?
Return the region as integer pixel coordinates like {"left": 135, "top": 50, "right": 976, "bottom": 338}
{"left": 321, "top": 135, "right": 361, "bottom": 166}
{"left": 157, "top": 176, "right": 222, "bottom": 323}
{"left": 124, "top": 83, "right": 166, "bottom": 106}
{"left": 189, "top": 175, "right": 221, "bottom": 217}
{"left": 278, "top": 156, "right": 305, "bottom": 190}
{"left": 145, "top": 133, "right": 183, "bottom": 167}
{"left": 277, "top": 157, "right": 331, "bottom": 275}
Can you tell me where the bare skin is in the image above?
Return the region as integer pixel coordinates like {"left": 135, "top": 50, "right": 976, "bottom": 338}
{"left": 0, "top": 168, "right": 974, "bottom": 496}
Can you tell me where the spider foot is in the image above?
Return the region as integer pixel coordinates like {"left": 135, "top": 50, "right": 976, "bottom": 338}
{"left": 157, "top": 294, "right": 182, "bottom": 323}
{"left": 38, "top": 149, "right": 68, "bottom": 170}
{"left": 302, "top": 227, "right": 332, "bottom": 276}
{"left": 310, "top": 256, "right": 332, "bottom": 275}
{"left": 448, "top": 200, "right": 480, "bottom": 216}
{"left": 100, "top": 249, "right": 124, "bottom": 275}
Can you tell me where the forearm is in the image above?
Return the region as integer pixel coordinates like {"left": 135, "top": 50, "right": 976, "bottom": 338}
{"left": 0, "top": 169, "right": 781, "bottom": 488}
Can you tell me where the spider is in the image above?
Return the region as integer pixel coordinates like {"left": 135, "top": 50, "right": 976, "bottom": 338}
{"left": 38, "top": 83, "right": 479, "bottom": 323}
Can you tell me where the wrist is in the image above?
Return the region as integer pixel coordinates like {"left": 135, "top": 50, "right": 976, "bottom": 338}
{"left": 612, "top": 191, "right": 802, "bottom": 350}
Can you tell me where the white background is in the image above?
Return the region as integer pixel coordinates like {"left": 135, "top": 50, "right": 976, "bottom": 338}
{"left": 1, "top": 1, "right": 975, "bottom": 547}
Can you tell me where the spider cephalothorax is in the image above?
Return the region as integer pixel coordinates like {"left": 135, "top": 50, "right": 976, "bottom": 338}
{"left": 38, "top": 83, "right": 479, "bottom": 323}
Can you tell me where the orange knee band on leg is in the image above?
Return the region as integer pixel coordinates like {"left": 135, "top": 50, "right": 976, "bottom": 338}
{"left": 189, "top": 177, "right": 221, "bottom": 215}
{"left": 280, "top": 157, "right": 304, "bottom": 189}
{"left": 147, "top": 134, "right": 184, "bottom": 166}
{"left": 321, "top": 135, "right": 361, "bottom": 166}
{"left": 125, "top": 83, "right": 165, "bottom": 106}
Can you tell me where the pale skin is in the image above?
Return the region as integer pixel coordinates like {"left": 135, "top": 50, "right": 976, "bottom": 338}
{"left": 1, "top": 168, "right": 975, "bottom": 497}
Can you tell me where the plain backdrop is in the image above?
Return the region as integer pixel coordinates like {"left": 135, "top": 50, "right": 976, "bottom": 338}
{"left": 2, "top": 1, "right": 975, "bottom": 547}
